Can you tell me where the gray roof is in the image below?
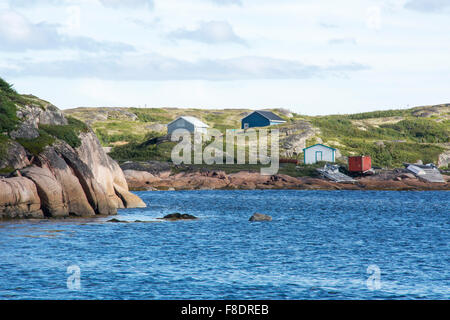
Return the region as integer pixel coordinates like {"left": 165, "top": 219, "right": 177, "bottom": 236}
{"left": 168, "top": 116, "right": 209, "bottom": 128}
{"left": 244, "top": 110, "right": 286, "bottom": 122}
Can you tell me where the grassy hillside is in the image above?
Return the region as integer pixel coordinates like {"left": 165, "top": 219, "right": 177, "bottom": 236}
{"left": 3, "top": 74, "right": 448, "bottom": 171}
{"left": 64, "top": 104, "right": 449, "bottom": 168}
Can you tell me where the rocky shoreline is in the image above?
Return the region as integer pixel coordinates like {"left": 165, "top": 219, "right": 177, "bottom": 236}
{"left": 123, "top": 167, "right": 450, "bottom": 191}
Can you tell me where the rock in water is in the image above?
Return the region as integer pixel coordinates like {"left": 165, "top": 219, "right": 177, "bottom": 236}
{"left": 249, "top": 213, "right": 272, "bottom": 222}
{"left": 107, "top": 218, "right": 128, "bottom": 223}
{"left": 161, "top": 213, "right": 198, "bottom": 221}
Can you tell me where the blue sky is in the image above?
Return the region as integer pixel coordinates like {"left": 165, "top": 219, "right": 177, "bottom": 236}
{"left": 0, "top": 0, "right": 449, "bottom": 115}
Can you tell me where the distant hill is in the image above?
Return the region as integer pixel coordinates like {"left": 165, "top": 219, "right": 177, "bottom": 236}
{"left": 63, "top": 104, "right": 450, "bottom": 168}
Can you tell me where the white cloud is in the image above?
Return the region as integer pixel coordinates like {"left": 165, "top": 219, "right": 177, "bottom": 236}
{"left": 366, "top": 6, "right": 382, "bottom": 30}
{"left": 169, "top": 21, "right": 246, "bottom": 45}
{"left": 99, "top": 0, "right": 153, "bottom": 9}
{"left": 328, "top": 38, "right": 357, "bottom": 45}
{"left": 207, "top": 0, "right": 242, "bottom": 6}
{"left": 2, "top": 0, "right": 450, "bottom": 113}
{"left": 0, "top": 54, "right": 368, "bottom": 81}
{"left": 0, "top": 10, "right": 134, "bottom": 52}
{"left": 405, "top": 0, "right": 450, "bottom": 12}
{"left": 8, "top": 0, "right": 154, "bottom": 9}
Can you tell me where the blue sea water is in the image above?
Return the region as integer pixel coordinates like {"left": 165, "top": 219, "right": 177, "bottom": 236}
{"left": 0, "top": 190, "right": 449, "bottom": 300}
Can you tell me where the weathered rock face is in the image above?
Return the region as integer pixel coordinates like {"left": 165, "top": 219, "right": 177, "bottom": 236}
{"left": 76, "top": 132, "right": 146, "bottom": 209}
{"left": 280, "top": 121, "right": 317, "bottom": 157}
{"left": 0, "top": 101, "right": 146, "bottom": 219}
{"left": 9, "top": 123, "right": 40, "bottom": 140}
{"left": 0, "top": 141, "right": 30, "bottom": 171}
{"left": 0, "top": 177, "right": 43, "bottom": 219}
{"left": 20, "top": 166, "right": 68, "bottom": 217}
{"left": 16, "top": 103, "right": 68, "bottom": 128}
{"left": 438, "top": 148, "right": 450, "bottom": 168}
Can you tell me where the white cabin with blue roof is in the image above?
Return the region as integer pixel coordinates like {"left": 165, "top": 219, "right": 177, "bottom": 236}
{"left": 303, "top": 144, "right": 336, "bottom": 164}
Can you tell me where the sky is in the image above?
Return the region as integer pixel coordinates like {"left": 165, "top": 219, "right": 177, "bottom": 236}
{"left": 0, "top": 0, "right": 449, "bottom": 115}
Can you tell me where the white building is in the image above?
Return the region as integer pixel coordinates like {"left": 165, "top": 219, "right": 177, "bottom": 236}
{"left": 167, "top": 116, "right": 209, "bottom": 135}
{"left": 303, "top": 144, "right": 336, "bottom": 164}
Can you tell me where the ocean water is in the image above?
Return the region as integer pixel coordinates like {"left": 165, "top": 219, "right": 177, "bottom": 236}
{"left": 0, "top": 190, "right": 448, "bottom": 300}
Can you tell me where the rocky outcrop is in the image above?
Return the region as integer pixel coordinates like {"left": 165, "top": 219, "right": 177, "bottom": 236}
{"left": 280, "top": 121, "right": 317, "bottom": 157}
{"left": 0, "top": 177, "right": 43, "bottom": 219}
{"left": 0, "top": 141, "right": 30, "bottom": 171}
{"left": 145, "top": 123, "right": 167, "bottom": 132}
{"left": 123, "top": 168, "right": 450, "bottom": 191}
{"left": 0, "top": 99, "right": 146, "bottom": 219}
{"left": 121, "top": 161, "right": 173, "bottom": 175}
{"left": 20, "top": 166, "right": 68, "bottom": 217}
{"left": 438, "top": 147, "right": 450, "bottom": 168}
{"left": 75, "top": 132, "right": 146, "bottom": 209}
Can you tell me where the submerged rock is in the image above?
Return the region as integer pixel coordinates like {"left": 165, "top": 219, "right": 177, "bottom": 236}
{"left": 161, "top": 213, "right": 198, "bottom": 221}
{"left": 249, "top": 213, "right": 272, "bottom": 222}
{"left": 107, "top": 218, "right": 127, "bottom": 223}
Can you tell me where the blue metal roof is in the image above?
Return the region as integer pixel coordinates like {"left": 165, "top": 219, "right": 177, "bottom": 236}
{"left": 242, "top": 110, "right": 286, "bottom": 122}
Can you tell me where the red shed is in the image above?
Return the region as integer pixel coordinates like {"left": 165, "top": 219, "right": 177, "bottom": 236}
{"left": 348, "top": 156, "right": 372, "bottom": 173}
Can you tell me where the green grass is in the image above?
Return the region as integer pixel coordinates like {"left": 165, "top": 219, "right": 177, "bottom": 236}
{"left": 110, "top": 141, "right": 176, "bottom": 162}
{"left": 0, "top": 134, "right": 10, "bottom": 162}
{"left": 0, "top": 166, "right": 15, "bottom": 175}
{"left": 381, "top": 119, "right": 449, "bottom": 143}
{"left": 346, "top": 109, "right": 410, "bottom": 120}
{"left": 310, "top": 113, "right": 449, "bottom": 167}
{"left": 0, "top": 77, "right": 23, "bottom": 133}
{"left": 64, "top": 103, "right": 450, "bottom": 169}
{"left": 338, "top": 139, "right": 443, "bottom": 168}
{"left": 39, "top": 117, "right": 89, "bottom": 149}
{"left": 129, "top": 108, "right": 173, "bottom": 123}
{"left": 16, "top": 130, "right": 55, "bottom": 156}
{"left": 95, "top": 129, "right": 145, "bottom": 146}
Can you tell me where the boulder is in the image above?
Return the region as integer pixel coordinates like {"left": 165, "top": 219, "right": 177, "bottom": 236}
{"left": 9, "top": 122, "right": 40, "bottom": 140}
{"left": 107, "top": 218, "right": 128, "bottom": 223}
{"left": 0, "top": 177, "right": 43, "bottom": 219}
{"left": 0, "top": 141, "right": 30, "bottom": 171}
{"left": 114, "top": 184, "right": 146, "bottom": 208}
{"left": 38, "top": 147, "right": 96, "bottom": 217}
{"left": 21, "top": 166, "right": 68, "bottom": 217}
{"left": 75, "top": 131, "right": 146, "bottom": 209}
{"left": 123, "top": 169, "right": 161, "bottom": 190}
{"left": 54, "top": 142, "right": 117, "bottom": 215}
{"left": 438, "top": 149, "right": 450, "bottom": 168}
{"left": 249, "top": 213, "right": 272, "bottom": 222}
{"left": 161, "top": 213, "right": 198, "bottom": 220}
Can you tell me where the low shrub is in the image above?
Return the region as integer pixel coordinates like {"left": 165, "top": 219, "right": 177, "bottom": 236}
{"left": 40, "top": 117, "right": 89, "bottom": 148}
{"left": 16, "top": 130, "right": 55, "bottom": 156}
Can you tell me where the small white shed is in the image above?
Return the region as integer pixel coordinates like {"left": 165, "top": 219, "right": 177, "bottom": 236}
{"left": 167, "top": 116, "right": 209, "bottom": 135}
{"left": 303, "top": 144, "right": 336, "bottom": 164}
